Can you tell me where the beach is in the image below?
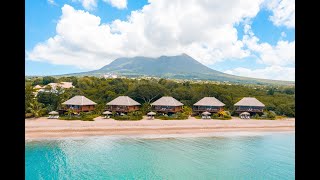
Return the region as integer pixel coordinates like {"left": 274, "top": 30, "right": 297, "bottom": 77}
{"left": 25, "top": 117, "right": 295, "bottom": 140}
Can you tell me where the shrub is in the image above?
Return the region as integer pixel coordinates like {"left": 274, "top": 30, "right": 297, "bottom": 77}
{"left": 156, "top": 112, "right": 188, "bottom": 120}
{"left": 59, "top": 112, "right": 99, "bottom": 121}
{"left": 224, "top": 111, "right": 231, "bottom": 116}
{"left": 113, "top": 111, "right": 143, "bottom": 120}
{"left": 211, "top": 113, "right": 219, "bottom": 118}
{"left": 81, "top": 114, "right": 99, "bottom": 121}
{"left": 113, "top": 115, "right": 130, "bottom": 120}
{"left": 140, "top": 103, "right": 151, "bottom": 114}
{"left": 210, "top": 112, "right": 231, "bottom": 120}
{"left": 276, "top": 115, "right": 287, "bottom": 119}
{"left": 113, "top": 115, "right": 142, "bottom": 121}
{"left": 262, "top": 110, "right": 276, "bottom": 120}
{"left": 253, "top": 114, "right": 260, "bottom": 119}
{"left": 59, "top": 116, "right": 80, "bottom": 120}
{"left": 25, "top": 113, "right": 34, "bottom": 118}
{"left": 182, "top": 106, "right": 192, "bottom": 116}
{"left": 218, "top": 116, "right": 232, "bottom": 120}
{"left": 266, "top": 111, "right": 276, "bottom": 119}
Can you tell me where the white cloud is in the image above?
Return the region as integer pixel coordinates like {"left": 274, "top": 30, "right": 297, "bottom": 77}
{"left": 103, "top": 0, "right": 127, "bottom": 9}
{"left": 281, "top": 31, "right": 286, "bottom": 37}
{"left": 27, "top": 1, "right": 264, "bottom": 69}
{"left": 265, "top": 0, "right": 295, "bottom": 28}
{"left": 224, "top": 66, "right": 295, "bottom": 81}
{"left": 72, "top": 0, "right": 98, "bottom": 10}
{"left": 242, "top": 24, "right": 295, "bottom": 66}
{"left": 48, "top": 0, "right": 56, "bottom": 5}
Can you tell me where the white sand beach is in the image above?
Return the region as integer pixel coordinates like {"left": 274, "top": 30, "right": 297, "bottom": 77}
{"left": 25, "top": 116, "right": 295, "bottom": 140}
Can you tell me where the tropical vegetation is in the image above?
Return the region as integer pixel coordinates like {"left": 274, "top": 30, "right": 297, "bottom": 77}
{"left": 25, "top": 76, "right": 295, "bottom": 119}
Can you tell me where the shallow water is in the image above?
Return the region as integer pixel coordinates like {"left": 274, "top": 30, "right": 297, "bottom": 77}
{"left": 26, "top": 132, "right": 295, "bottom": 179}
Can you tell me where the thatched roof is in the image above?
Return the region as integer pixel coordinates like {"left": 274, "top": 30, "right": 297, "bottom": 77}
{"left": 151, "top": 96, "right": 183, "bottom": 106}
{"left": 62, "top": 95, "right": 97, "bottom": 105}
{"left": 234, "top": 97, "right": 265, "bottom": 107}
{"left": 106, "top": 96, "right": 141, "bottom": 106}
{"left": 194, "top": 97, "right": 225, "bottom": 106}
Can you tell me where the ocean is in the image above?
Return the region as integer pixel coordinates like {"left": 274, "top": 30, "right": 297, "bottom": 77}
{"left": 26, "top": 132, "right": 295, "bottom": 179}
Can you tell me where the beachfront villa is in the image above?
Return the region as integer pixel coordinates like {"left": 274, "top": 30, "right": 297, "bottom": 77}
{"left": 234, "top": 97, "right": 265, "bottom": 115}
{"left": 61, "top": 95, "right": 97, "bottom": 113}
{"left": 151, "top": 96, "right": 183, "bottom": 114}
{"left": 193, "top": 97, "right": 225, "bottom": 114}
{"left": 106, "top": 96, "right": 141, "bottom": 113}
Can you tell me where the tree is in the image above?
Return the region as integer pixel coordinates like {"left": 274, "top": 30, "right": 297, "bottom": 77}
{"left": 172, "top": 87, "right": 193, "bottom": 102}
{"left": 182, "top": 106, "right": 192, "bottom": 116}
{"left": 93, "top": 104, "right": 105, "bottom": 114}
{"left": 127, "top": 82, "right": 167, "bottom": 103}
{"left": 276, "top": 104, "right": 294, "bottom": 117}
{"left": 31, "top": 78, "right": 44, "bottom": 86}
{"left": 267, "top": 88, "right": 275, "bottom": 95}
{"left": 66, "top": 108, "right": 75, "bottom": 119}
{"left": 284, "top": 88, "right": 294, "bottom": 95}
{"left": 27, "top": 100, "right": 46, "bottom": 118}
{"left": 25, "top": 84, "right": 35, "bottom": 113}
{"left": 42, "top": 76, "right": 57, "bottom": 85}
{"left": 37, "top": 92, "right": 59, "bottom": 110}
{"left": 217, "top": 109, "right": 228, "bottom": 118}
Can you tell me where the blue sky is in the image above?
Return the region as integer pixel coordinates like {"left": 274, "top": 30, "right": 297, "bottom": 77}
{"left": 25, "top": 0, "right": 295, "bottom": 81}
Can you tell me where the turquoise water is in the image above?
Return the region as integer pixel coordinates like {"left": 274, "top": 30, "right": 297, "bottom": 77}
{"left": 26, "top": 132, "right": 295, "bottom": 180}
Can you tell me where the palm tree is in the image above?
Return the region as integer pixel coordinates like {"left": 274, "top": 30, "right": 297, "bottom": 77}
{"left": 28, "top": 100, "right": 45, "bottom": 118}
{"left": 217, "top": 109, "right": 227, "bottom": 118}
{"left": 25, "top": 84, "right": 36, "bottom": 113}
{"left": 66, "top": 108, "right": 75, "bottom": 119}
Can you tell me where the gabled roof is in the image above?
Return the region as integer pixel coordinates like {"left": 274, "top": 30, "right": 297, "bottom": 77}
{"left": 106, "top": 96, "right": 141, "bottom": 106}
{"left": 151, "top": 96, "right": 183, "bottom": 106}
{"left": 193, "top": 97, "right": 225, "bottom": 106}
{"left": 62, "top": 96, "right": 97, "bottom": 105}
{"left": 234, "top": 97, "right": 265, "bottom": 107}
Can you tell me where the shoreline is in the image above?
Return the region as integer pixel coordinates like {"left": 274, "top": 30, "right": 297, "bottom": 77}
{"left": 25, "top": 117, "right": 295, "bottom": 141}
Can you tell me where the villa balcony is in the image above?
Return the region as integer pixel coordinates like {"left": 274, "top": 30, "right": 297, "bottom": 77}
{"left": 106, "top": 107, "right": 129, "bottom": 112}
{"left": 235, "top": 107, "right": 264, "bottom": 113}
{"left": 192, "top": 106, "right": 222, "bottom": 113}
{"left": 153, "top": 106, "right": 182, "bottom": 113}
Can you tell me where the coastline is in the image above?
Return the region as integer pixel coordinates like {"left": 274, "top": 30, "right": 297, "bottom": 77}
{"left": 25, "top": 117, "right": 295, "bottom": 141}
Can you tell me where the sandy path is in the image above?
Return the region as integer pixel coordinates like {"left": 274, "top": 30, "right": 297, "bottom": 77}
{"left": 25, "top": 116, "right": 295, "bottom": 140}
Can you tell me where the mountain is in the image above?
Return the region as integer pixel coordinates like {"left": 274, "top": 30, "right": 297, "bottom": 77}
{"left": 60, "top": 54, "right": 294, "bottom": 85}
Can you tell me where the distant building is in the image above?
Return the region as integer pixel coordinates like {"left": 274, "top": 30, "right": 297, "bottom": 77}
{"left": 106, "top": 96, "right": 141, "bottom": 113}
{"left": 46, "top": 82, "right": 74, "bottom": 89}
{"left": 61, "top": 95, "right": 97, "bottom": 113}
{"left": 34, "top": 85, "right": 43, "bottom": 89}
{"left": 103, "top": 73, "right": 118, "bottom": 79}
{"left": 33, "top": 82, "right": 74, "bottom": 96}
{"left": 151, "top": 96, "right": 183, "bottom": 114}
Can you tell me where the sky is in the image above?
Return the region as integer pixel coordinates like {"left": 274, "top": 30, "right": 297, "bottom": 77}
{"left": 25, "top": 0, "right": 295, "bottom": 81}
